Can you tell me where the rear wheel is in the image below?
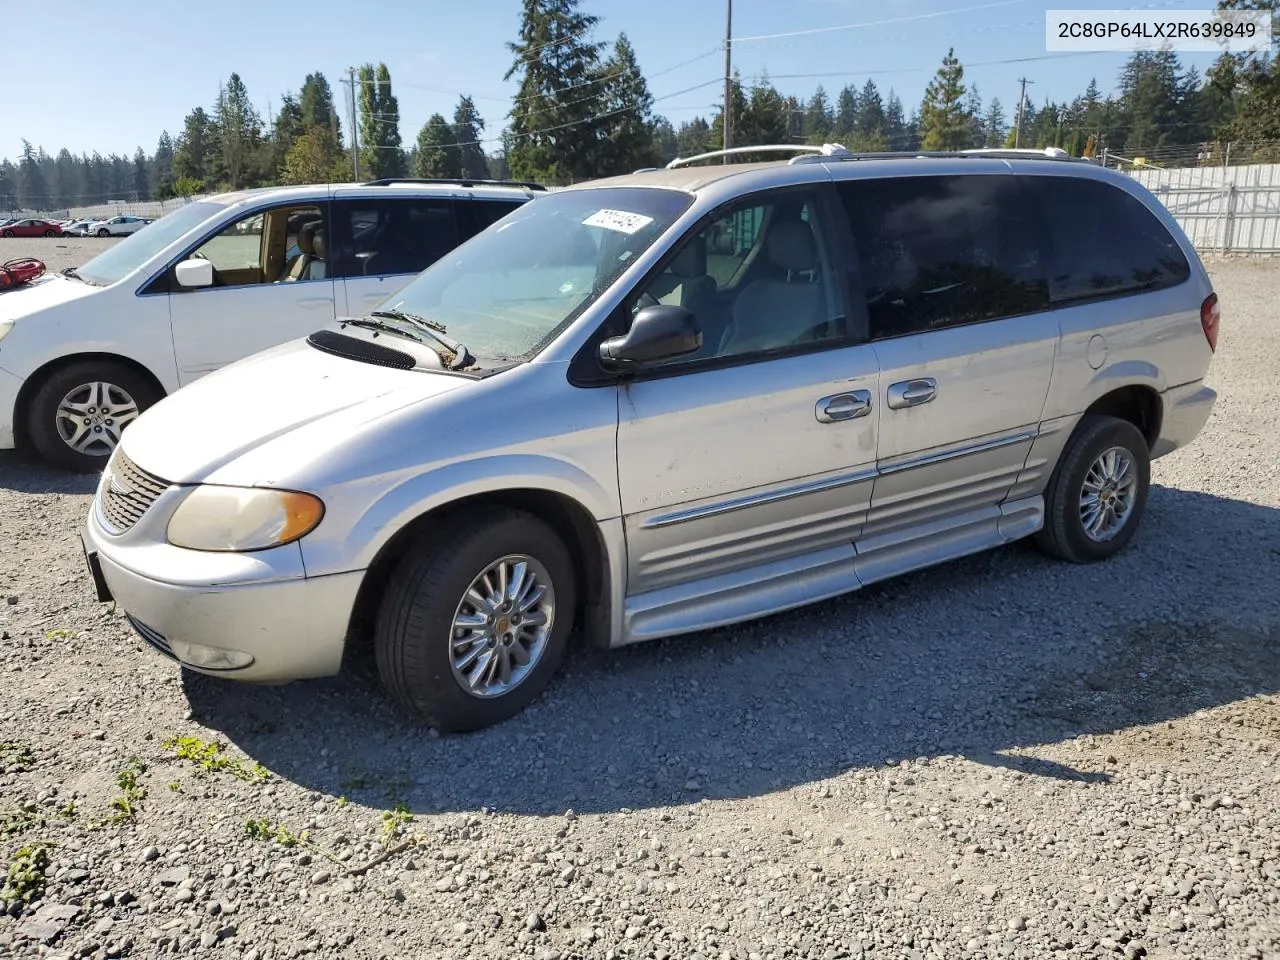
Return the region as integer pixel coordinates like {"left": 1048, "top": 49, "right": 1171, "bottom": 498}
{"left": 374, "top": 508, "right": 576, "bottom": 732}
{"left": 1, "top": 230, "right": 13, "bottom": 238}
{"left": 1035, "top": 414, "right": 1150, "bottom": 563}
{"left": 97, "top": 228, "right": 110, "bottom": 237}
{"left": 27, "top": 361, "right": 161, "bottom": 472}
{"left": 44, "top": 229, "right": 57, "bottom": 237}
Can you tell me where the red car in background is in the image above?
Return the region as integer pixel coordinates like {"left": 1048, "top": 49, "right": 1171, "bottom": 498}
{"left": 0, "top": 219, "right": 63, "bottom": 238}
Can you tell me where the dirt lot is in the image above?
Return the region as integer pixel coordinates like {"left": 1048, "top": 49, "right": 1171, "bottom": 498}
{"left": 1, "top": 240, "right": 1279, "bottom": 960}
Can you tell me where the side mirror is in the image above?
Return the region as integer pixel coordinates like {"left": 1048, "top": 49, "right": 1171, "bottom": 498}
{"left": 174, "top": 258, "right": 213, "bottom": 289}
{"left": 599, "top": 304, "right": 701, "bottom": 368}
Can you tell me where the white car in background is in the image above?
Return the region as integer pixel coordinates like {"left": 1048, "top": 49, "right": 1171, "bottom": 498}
{"left": 62, "top": 219, "right": 99, "bottom": 237}
{"left": 90, "top": 216, "right": 151, "bottom": 237}
{"left": 0, "top": 177, "right": 542, "bottom": 470}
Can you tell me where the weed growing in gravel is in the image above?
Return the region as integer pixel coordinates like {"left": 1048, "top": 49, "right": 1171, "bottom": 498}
{"left": 243, "top": 817, "right": 307, "bottom": 846}
{"left": 339, "top": 775, "right": 367, "bottom": 791}
{"left": 108, "top": 757, "right": 147, "bottom": 823}
{"left": 1, "top": 842, "right": 53, "bottom": 904}
{"left": 0, "top": 808, "right": 43, "bottom": 838}
{"left": 0, "top": 741, "right": 35, "bottom": 773}
{"left": 45, "top": 628, "right": 74, "bottom": 640}
{"left": 163, "top": 736, "right": 269, "bottom": 782}
{"left": 381, "top": 804, "right": 413, "bottom": 845}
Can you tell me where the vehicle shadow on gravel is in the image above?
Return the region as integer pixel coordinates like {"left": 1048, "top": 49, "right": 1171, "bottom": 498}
{"left": 0, "top": 451, "right": 99, "bottom": 495}
{"left": 181, "top": 483, "right": 1280, "bottom": 816}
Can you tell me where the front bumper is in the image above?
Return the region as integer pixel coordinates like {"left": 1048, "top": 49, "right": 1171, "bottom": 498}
{"left": 84, "top": 509, "right": 364, "bottom": 682}
{"left": 0, "top": 364, "right": 22, "bottom": 449}
{"left": 1152, "top": 380, "right": 1217, "bottom": 459}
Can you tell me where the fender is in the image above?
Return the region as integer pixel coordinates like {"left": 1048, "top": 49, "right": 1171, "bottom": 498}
{"left": 1084, "top": 358, "right": 1166, "bottom": 399}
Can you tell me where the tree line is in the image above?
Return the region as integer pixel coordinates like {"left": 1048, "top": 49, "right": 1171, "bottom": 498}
{"left": 5, "top": 0, "right": 1280, "bottom": 211}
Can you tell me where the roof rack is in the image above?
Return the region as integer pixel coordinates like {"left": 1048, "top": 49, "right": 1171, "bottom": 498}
{"left": 666, "top": 143, "right": 852, "bottom": 169}
{"left": 789, "top": 145, "right": 1077, "bottom": 165}
{"left": 362, "top": 177, "right": 548, "bottom": 192}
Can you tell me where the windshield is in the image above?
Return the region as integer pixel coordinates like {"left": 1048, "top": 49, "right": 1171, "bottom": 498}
{"left": 381, "top": 187, "right": 693, "bottom": 361}
{"left": 76, "top": 201, "right": 226, "bottom": 286}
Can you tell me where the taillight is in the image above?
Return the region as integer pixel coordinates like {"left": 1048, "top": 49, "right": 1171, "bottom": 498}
{"left": 1200, "top": 293, "right": 1220, "bottom": 352}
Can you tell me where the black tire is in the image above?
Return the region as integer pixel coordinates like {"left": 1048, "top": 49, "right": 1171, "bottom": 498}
{"left": 1035, "top": 414, "right": 1151, "bottom": 564}
{"left": 1, "top": 230, "right": 12, "bottom": 238}
{"left": 44, "top": 229, "right": 57, "bottom": 237}
{"left": 26, "top": 361, "right": 161, "bottom": 472}
{"left": 97, "top": 228, "right": 110, "bottom": 237}
{"left": 374, "top": 508, "right": 577, "bottom": 733}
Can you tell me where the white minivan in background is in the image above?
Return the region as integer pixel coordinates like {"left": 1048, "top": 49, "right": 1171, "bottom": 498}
{"left": 0, "top": 178, "right": 541, "bottom": 470}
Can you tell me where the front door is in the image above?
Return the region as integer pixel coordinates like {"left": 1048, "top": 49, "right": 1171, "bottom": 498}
{"left": 836, "top": 173, "right": 1057, "bottom": 582}
{"left": 168, "top": 201, "right": 336, "bottom": 384}
{"left": 612, "top": 187, "right": 880, "bottom": 639}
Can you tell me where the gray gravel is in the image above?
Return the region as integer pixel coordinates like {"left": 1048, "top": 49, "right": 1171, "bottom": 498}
{"left": 2, "top": 240, "right": 1279, "bottom": 960}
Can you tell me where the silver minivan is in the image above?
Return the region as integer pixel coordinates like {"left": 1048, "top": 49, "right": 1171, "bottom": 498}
{"left": 82, "top": 145, "right": 1219, "bottom": 732}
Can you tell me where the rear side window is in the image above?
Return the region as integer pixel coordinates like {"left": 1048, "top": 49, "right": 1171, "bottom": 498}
{"left": 838, "top": 175, "right": 1049, "bottom": 339}
{"left": 1021, "top": 176, "right": 1190, "bottom": 303}
{"left": 467, "top": 199, "right": 525, "bottom": 234}
{"left": 333, "top": 198, "right": 461, "bottom": 279}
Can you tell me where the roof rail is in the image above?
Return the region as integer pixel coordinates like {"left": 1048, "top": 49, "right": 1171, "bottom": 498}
{"left": 959, "top": 147, "right": 1072, "bottom": 160}
{"left": 788, "top": 145, "right": 1080, "bottom": 165}
{"left": 361, "top": 177, "right": 548, "bottom": 192}
{"left": 665, "top": 143, "right": 851, "bottom": 169}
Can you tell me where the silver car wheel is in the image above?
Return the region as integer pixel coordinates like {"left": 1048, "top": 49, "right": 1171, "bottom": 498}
{"left": 1079, "top": 445, "right": 1137, "bottom": 542}
{"left": 449, "top": 554, "right": 555, "bottom": 699}
{"left": 55, "top": 381, "right": 140, "bottom": 457}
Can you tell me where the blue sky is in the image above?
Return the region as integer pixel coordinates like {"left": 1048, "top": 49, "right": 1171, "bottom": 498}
{"left": 6, "top": 0, "right": 1222, "bottom": 161}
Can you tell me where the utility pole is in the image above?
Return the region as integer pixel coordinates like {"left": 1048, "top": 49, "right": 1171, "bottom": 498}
{"left": 1014, "top": 76, "right": 1033, "bottom": 148}
{"left": 341, "top": 66, "right": 360, "bottom": 181}
{"left": 723, "top": 0, "right": 733, "bottom": 160}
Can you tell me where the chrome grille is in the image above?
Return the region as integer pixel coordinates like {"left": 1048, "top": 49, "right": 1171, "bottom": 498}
{"left": 99, "top": 451, "right": 170, "bottom": 533}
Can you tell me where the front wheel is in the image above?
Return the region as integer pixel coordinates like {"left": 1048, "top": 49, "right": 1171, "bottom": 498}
{"left": 1, "top": 230, "right": 13, "bottom": 238}
{"left": 1035, "top": 414, "right": 1151, "bottom": 563}
{"left": 375, "top": 508, "right": 576, "bottom": 732}
{"left": 26, "top": 361, "right": 161, "bottom": 471}
{"left": 97, "top": 228, "right": 110, "bottom": 237}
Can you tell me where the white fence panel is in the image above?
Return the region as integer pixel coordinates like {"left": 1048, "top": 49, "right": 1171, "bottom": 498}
{"left": 1128, "top": 163, "right": 1280, "bottom": 254}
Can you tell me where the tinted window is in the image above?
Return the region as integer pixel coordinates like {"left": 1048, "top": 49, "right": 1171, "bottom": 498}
{"left": 839, "top": 175, "right": 1049, "bottom": 339}
{"left": 469, "top": 199, "right": 525, "bottom": 234}
{"left": 334, "top": 199, "right": 461, "bottom": 279}
{"left": 1022, "top": 175, "right": 1190, "bottom": 303}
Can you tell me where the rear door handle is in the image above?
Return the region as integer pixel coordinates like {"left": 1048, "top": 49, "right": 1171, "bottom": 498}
{"left": 887, "top": 378, "right": 937, "bottom": 410}
{"left": 816, "top": 390, "right": 872, "bottom": 423}
{"left": 359, "top": 292, "right": 386, "bottom": 302}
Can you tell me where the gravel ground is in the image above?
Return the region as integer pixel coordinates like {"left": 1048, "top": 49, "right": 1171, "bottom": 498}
{"left": 1, "top": 240, "right": 1279, "bottom": 960}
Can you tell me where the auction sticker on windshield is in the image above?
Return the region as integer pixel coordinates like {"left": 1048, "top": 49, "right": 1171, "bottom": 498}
{"left": 582, "top": 209, "right": 655, "bottom": 234}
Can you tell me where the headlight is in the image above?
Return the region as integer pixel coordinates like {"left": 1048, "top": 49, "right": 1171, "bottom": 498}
{"left": 166, "top": 486, "right": 324, "bottom": 552}
{"left": 0, "top": 320, "right": 13, "bottom": 343}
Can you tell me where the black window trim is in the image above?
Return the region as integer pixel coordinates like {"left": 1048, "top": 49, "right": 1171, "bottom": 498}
{"left": 567, "top": 181, "right": 869, "bottom": 388}
{"left": 135, "top": 196, "right": 334, "bottom": 297}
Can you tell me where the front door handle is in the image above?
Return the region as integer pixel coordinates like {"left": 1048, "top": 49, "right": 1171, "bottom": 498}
{"left": 297, "top": 297, "right": 335, "bottom": 310}
{"left": 887, "top": 378, "right": 937, "bottom": 410}
{"left": 816, "top": 390, "right": 872, "bottom": 423}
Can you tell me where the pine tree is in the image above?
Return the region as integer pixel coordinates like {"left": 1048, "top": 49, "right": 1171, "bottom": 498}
{"left": 596, "top": 33, "right": 656, "bottom": 174}
{"left": 413, "top": 115, "right": 462, "bottom": 178}
{"left": 884, "top": 90, "right": 907, "bottom": 148}
{"left": 804, "top": 86, "right": 833, "bottom": 141}
{"left": 132, "top": 147, "right": 150, "bottom": 200}
{"left": 359, "top": 63, "right": 407, "bottom": 179}
{"left": 835, "top": 85, "right": 858, "bottom": 139}
{"left": 174, "top": 108, "right": 214, "bottom": 187}
{"left": 449, "top": 95, "right": 489, "bottom": 180}
{"left": 920, "top": 48, "right": 971, "bottom": 150}
{"left": 709, "top": 73, "right": 748, "bottom": 151}
{"left": 741, "top": 74, "right": 789, "bottom": 145}
{"left": 150, "top": 132, "right": 176, "bottom": 199}
{"left": 271, "top": 95, "right": 305, "bottom": 179}
{"left": 211, "top": 74, "right": 263, "bottom": 189}
{"left": 0, "top": 160, "right": 16, "bottom": 210}
{"left": 676, "top": 117, "right": 712, "bottom": 158}
{"left": 506, "top": 0, "right": 606, "bottom": 181}
{"left": 650, "top": 117, "right": 678, "bottom": 165}
{"left": 300, "top": 72, "right": 342, "bottom": 144}
{"left": 853, "top": 80, "right": 887, "bottom": 149}
{"left": 54, "top": 149, "right": 81, "bottom": 208}
{"left": 983, "top": 98, "right": 1007, "bottom": 147}
{"left": 282, "top": 127, "right": 348, "bottom": 184}
{"left": 18, "top": 141, "right": 49, "bottom": 210}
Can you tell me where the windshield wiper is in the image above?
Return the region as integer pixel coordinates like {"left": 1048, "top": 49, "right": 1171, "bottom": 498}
{"left": 371, "top": 309, "right": 474, "bottom": 371}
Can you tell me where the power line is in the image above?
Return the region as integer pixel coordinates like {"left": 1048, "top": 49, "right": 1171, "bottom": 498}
{"left": 764, "top": 49, "right": 1112, "bottom": 82}
{"left": 731, "top": 0, "right": 1028, "bottom": 43}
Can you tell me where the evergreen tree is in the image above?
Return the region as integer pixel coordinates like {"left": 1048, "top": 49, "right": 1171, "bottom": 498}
{"left": 920, "top": 48, "right": 971, "bottom": 150}
{"left": 300, "top": 72, "right": 342, "bottom": 144}
{"left": 675, "top": 117, "right": 712, "bottom": 158}
{"left": 741, "top": 74, "right": 788, "bottom": 145}
{"left": 709, "top": 73, "right": 748, "bottom": 151}
{"left": 854, "top": 79, "right": 887, "bottom": 149}
{"left": 413, "top": 114, "right": 462, "bottom": 178}
{"left": 0, "top": 160, "right": 16, "bottom": 210}
{"left": 152, "top": 132, "right": 176, "bottom": 199}
{"left": 804, "top": 86, "right": 833, "bottom": 141}
{"left": 505, "top": 0, "right": 606, "bottom": 181}
{"left": 132, "top": 147, "right": 150, "bottom": 200}
{"left": 282, "top": 127, "right": 347, "bottom": 184}
{"left": 451, "top": 95, "right": 490, "bottom": 180}
{"left": 359, "top": 63, "right": 407, "bottom": 179}
{"left": 272, "top": 94, "right": 305, "bottom": 177}
{"left": 884, "top": 90, "right": 908, "bottom": 148}
{"left": 213, "top": 73, "right": 263, "bottom": 189}
{"left": 650, "top": 117, "right": 678, "bottom": 165}
{"left": 983, "top": 98, "right": 1007, "bottom": 147}
{"left": 596, "top": 33, "right": 656, "bottom": 174}
{"left": 835, "top": 85, "right": 858, "bottom": 139}
{"left": 54, "top": 149, "right": 81, "bottom": 207}
{"left": 174, "top": 107, "right": 214, "bottom": 186}
{"left": 18, "top": 141, "right": 49, "bottom": 210}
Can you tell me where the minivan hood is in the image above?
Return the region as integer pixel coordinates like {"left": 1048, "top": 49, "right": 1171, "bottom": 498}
{"left": 120, "top": 338, "right": 468, "bottom": 484}
{"left": 0, "top": 273, "right": 97, "bottom": 322}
